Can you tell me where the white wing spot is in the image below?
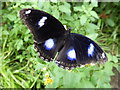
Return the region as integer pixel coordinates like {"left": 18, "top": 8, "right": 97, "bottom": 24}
{"left": 102, "top": 53, "right": 106, "bottom": 58}
{"left": 44, "top": 38, "right": 54, "bottom": 50}
{"left": 67, "top": 48, "right": 76, "bottom": 61}
{"left": 38, "top": 17, "right": 47, "bottom": 27}
{"left": 88, "top": 43, "right": 94, "bottom": 56}
{"left": 25, "top": 10, "right": 31, "bottom": 14}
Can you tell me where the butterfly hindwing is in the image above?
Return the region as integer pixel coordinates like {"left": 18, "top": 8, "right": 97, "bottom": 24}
{"left": 56, "top": 33, "right": 107, "bottom": 69}
{"left": 34, "top": 37, "right": 65, "bottom": 61}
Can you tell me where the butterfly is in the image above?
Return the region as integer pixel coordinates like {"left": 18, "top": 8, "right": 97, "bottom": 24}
{"left": 20, "top": 8, "right": 107, "bottom": 70}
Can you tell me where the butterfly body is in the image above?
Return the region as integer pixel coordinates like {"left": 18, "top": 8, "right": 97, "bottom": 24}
{"left": 20, "top": 8, "right": 107, "bottom": 69}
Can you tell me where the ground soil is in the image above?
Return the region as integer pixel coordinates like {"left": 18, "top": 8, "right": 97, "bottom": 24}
{"left": 110, "top": 67, "right": 120, "bottom": 89}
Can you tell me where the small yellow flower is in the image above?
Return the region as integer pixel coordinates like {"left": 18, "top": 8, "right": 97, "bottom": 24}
{"left": 85, "top": 64, "right": 91, "bottom": 67}
{"left": 44, "top": 77, "right": 53, "bottom": 85}
{"left": 85, "top": 63, "right": 95, "bottom": 67}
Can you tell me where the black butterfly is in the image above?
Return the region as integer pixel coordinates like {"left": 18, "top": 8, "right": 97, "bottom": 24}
{"left": 20, "top": 8, "right": 107, "bottom": 69}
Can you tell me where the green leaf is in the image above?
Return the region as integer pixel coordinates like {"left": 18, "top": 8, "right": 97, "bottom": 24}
{"left": 74, "top": 6, "right": 82, "bottom": 12}
{"left": 113, "top": 64, "right": 120, "bottom": 72}
{"left": 42, "top": 2, "right": 51, "bottom": 12}
{"left": 91, "top": 0, "right": 98, "bottom": 7}
{"left": 2, "top": 30, "right": 9, "bottom": 36}
{"left": 106, "top": 18, "right": 115, "bottom": 27}
{"left": 107, "top": 53, "right": 118, "bottom": 63}
{"left": 6, "top": 14, "right": 17, "bottom": 21}
{"left": 90, "top": 17, "right": 96, "bottom": 22}
{"left": 111, "top": 56, "right": 118, "bottom": 63}
{"left": 104, "top": 62, "right": 114, "bottom": 76}
{"left": 91, "top": 70, "right": 111, "bottom": 88}
{"left": 73, "top": 20, "right": 80, "bottom": 30}
{"left": 52, "top": 9, "right": 60, "bottom": 19}
{"left": 35, "top": 63, "right": 45, "bottom": 70}
{"left": 15, "top": 39, "right": 23, "bottom": 51}
{"left": 80, "top": 15, "right": 87, "bottom": 25}
{"left": 86, "top": 33, "right": 98, "bottom": 40}
{"left": 90, "top": 11, "right": 99, "bottom": 19}
{"left": 79, "top": 79, "right": 95, "bottom": 88}
{"left": 63, "top": 72, "right": 81, "bottom": 88}
{"left": 46, "top": 66, "right": 64, "bottom": 88}
{"left": 24, "top": 34, "right": 30, "bottom": 42}
{"left": 63, "top": 14, "right": 74, "bottom": 21}
{"left": 86, "top": 23, "right": 99, "bottom": 34}
{"left": 58, "top": 5, "right": 71, "bottom": 15}
{"left": 63, "top": 2, "right": 71, "bottom": 9}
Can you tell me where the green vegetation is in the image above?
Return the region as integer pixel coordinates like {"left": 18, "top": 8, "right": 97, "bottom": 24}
{"left": 1, "top": 1, "right": 119, "bottom": 88}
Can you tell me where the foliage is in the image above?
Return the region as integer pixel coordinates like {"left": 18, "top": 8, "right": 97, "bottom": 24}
{"left": 1, "top": 1, "right": 119, "bottom": 88}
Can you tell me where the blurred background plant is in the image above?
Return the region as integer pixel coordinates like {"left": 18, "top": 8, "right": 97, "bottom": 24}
{"left": 0, "top": 0, "right": 119, "bottom": 88}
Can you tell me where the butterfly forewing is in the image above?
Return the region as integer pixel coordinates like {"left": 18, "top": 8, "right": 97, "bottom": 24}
{"left": 20, "top": 8, "right": 67, "bottom": 61}
{"left": 20, "top": 8, "right": 66, "bottom": 43}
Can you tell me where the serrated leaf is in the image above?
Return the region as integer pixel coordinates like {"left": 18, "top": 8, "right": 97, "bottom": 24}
{"left": 90, "top": 11, "right": 99, "bottom": 19}
{"left": 80, "top": 15, "right": 87, "bottom": 25}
